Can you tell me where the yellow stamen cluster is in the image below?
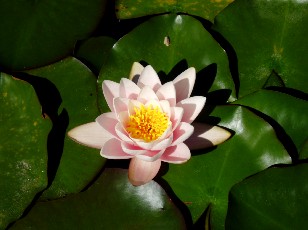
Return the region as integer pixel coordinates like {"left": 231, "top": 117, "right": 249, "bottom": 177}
{"left": 126, "top": 105, "right": 169, "bottom": 142}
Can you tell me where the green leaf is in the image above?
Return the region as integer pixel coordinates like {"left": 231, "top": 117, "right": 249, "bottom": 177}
{"left": 116, "top": 0, "right": 234, "bottom": 22}
{"left": 11, "top": 169, "right": 186, "bottom": 229}
{"left": 225, "top": 163, "right": 308, "bottom": 229}
{"left": 26, "top": 57, "right": 106, "bottom": 200}
{"left": 262, "top": 70, "right": 285, "bottom": 88}
{"left": 98, "top": 14, "right": 236, "bottom": 113}
{"left": 163, "top": 105, "right": 291, "bottom": 230}
{"left": 213, "top": 0, "right": 308, "bottom": 97}
{"left": 0, "top": 73, "right": 50, "bottom": 228}
{"left": 234, "top": 89, "right": 308, "bottom": 153}
{"left": 0, "top": 0, "right": 107, "bottom": 70}
{"left": 75, "top": 36, "right": 116, "bottom": 75}
{"left": 299, "top": 140, "right": 308, "bottom": 160}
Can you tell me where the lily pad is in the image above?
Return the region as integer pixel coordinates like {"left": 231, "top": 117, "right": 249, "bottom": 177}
{"left": 0, "top": 73, "right": 50, "bottom": 228}
{"left": 11, "top": 169, "right": 186, "bottom": 229}
{"left": 213, "top": 0, "right": 308, "bottom": 97}
{"left": 225, "top": 163, "right": 308, "bottom": 229}
{"left": 75, "top": 36, "right": 116, "bottom": 75}
{"left": 26, "top": 57, "right": 106, "bottom": 200}
{"left": 299, "top": 140, "right": 308, "bottom": 160}
{"left": 234, "top": 89, "right": 308, "bottom": 154}
{"left": 163, "top": 105, "right": 291, "bottom": 230}
{"left": 0, "top": 0, "right": 107, "bottom": 70}
{"left": 116, "top": 0, "right": 234, "bottom": 22}
{"left": 98, "top": 14, "right": 236, "bottom": 113}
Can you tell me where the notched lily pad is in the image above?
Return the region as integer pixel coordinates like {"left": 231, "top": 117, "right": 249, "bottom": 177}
{"left": 0, "top": 73, "right": 50, "bottom": 228}
{"left": 98, "top": 14, "right": 236, "bottom": 113}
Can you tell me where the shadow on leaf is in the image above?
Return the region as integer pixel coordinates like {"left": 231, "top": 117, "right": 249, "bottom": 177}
{"left": 239, "top": 105, "right": 298, "bottom": 162}
{"left": 191, "top": 15, "right": 240, "bottom": 98}
{"left": 12, "top": 72, "right": 68, "bottom": 186}
{"left": 156, "top": 167, "right": 194, "bottom": 229}
{"left": 194, "top": 203, "right": 212, "bottom": 230}
{"left": 267, "top": 86, "right": 308, "bottom": 101}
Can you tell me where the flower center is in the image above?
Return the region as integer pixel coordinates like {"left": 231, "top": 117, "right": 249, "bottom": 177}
{"left": 126, "top": 105, "right": 169, "bottom": 142}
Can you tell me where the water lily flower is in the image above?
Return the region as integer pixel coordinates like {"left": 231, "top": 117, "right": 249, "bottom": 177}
{"left": 68, "top": 62, "right": 231, "bottom": 186}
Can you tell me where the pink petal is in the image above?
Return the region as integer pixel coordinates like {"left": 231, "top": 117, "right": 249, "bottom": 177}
{"left": 158, "top": 100, "right": 171, "bottom": 117}
{"left": 173, "top": 67, "right": 196, "bottom": 102}
{"left": 158, "top": 124, "right": 173, "bottom": 140}
{"left": 129, "top": 62, "right": 144, "bottom": 83}
{"left": 121, "top": 142, "right": 147, "bottom": 155}
{"left": 119, "top": 78, "right": 140, "bottom": 99}
{"left": 176, "top": 96, "right": 206, "bottom": 123}
{"left": 160, "top": 143, "right": 191, "bottom": 163}
{"left": 137, "top": 86, "right": 158, "bottom": 103}
{"left": 68, "top": 122, "right": 113, "bottom": 149}
{"left": 172, "top": 122, "right": 194, "bottom": 146}
{"left": 156, "top": 82, "right": 176, "bottom": 106}
{"left": 101, "top": 138, "right": 133, "bottom": 159}
{"left": 133, "top": 138, "right": 160, "bottom": 150}
{"left": 136, "top": 149, "right": 165, "bottom": 162}
{"left": 151, "top": 135, "right": 173, "bottom": 151}
{"left": 128, "top": 100, "right": 143, "bottom": 116}
{"left": 185, "top": 123, "right": 231, "bottom": 150}
{"left": 134, "top": 132, "right": 172, "bottom": 150}
{"left": 143, "top": 99, "right": 170, "bottom": 117}
{"left": 102, "top": 80, "right": 120, "bottom": 112}
{"left": 115, "top": 123, "right": 134, "bottom": 145}
{"left": 144, "top": 99, "right": 162, "bottom": 109}
{"left": 137, "top": 65, "right": 162, "bottom": 91}
{"left": 113, "top": 97, "right": 129, "bottom": 115}
{"left": 152, "top": 122, "right": 173, "bottom": 141}
{"left": 128, "top": 158, "right": 162, "bottom": 186}
{"left": 96, "top": 112, "right": 118, "bottom": 138}
{"left": 169, "top": 107, "right": 184, "bottom": 131}
{"left": 118, "top": 111, "right": 130, "bottom": 126}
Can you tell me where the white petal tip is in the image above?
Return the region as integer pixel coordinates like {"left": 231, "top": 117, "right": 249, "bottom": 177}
{"left": 186, "top": 123, "right": 232, "bottom": 150}
{"left": 68, "top": 122, "right": 112, "bottom": 149}
{"left": 186, "top": 67, "right": 196, "bottom": 77}
{"left": 129, "top": 62, "right": 144, "bottom": 82}
{"left": 207, "top": 127, "right": 232, "bottom": 146}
